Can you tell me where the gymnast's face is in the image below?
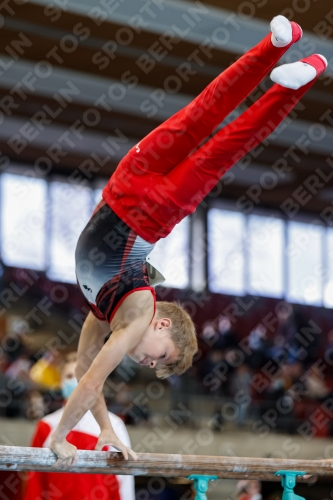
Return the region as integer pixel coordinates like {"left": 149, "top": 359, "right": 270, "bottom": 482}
{"left": 128, "top": 318, "right": 179, "bottom": 369}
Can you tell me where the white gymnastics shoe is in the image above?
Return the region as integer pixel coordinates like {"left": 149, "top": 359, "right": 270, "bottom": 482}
{"left": 271, "top": 54, "right": 327, "bottom": 89}
{"left": 270, "top": 15, "right": 302, "bottom": 47}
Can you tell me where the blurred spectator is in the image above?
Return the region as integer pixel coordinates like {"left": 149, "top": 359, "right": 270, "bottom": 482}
{"left": 1, "top": 339, "right": 35, "bottom": 418}
{"left": 260, "top": 365, "right": 295, "bottom": 433}
{"left": 275, "top": 303, "right": 296, "bottom": 344}
{"left": 2, "top": 333, "right": 28, "bottom": 365}
{"left": 5, "top": 352, "right": 32, "bottom": 382}
{"left": 0, "top": 349, "right": 7, "bottom": 372}
{"left": 262, "top": 370, "right": 285, "bottom": 401}
{"left": 201, "top": 350, "right": 225, "bottom": 395}
{"left": 108, "top": 383, "right": 151, "bottom": 426}
{"left": 201, "top": 321, "right": 217, "bottom": 342}
{"left": 294, "top": 307, "right": 321, "bottom": 364}
{"left": 29, "top": 350, "right": 61, "bottom": 389}
{"left": 264, "top": 334, "right": 286, "bottom": 361}
{"left": 123, "top": 398, "right": 151, "bottom": 426}
{"left": 214, "top": 315, "right": 239, "bottom": 351}
{"left": 248, "top": 325, "right": 266, "bottom": 351}
{"left": 107, "top": 383, "right": 133, "bottom": 417}
{"left": 236, "top": 480, "right": 262, "bottom": 500}
{"left": 26, "top": 390, "right": 47, "bottom": 420}
{"left": 303, "top": 365, "right": 330, "bottom": 401}
{"left": 247, "top": 325, "right": 267, "bottom": 370}
{"left": 288, "top": 361, "right": 304, "bottom": 383}
{"left": 230, "top": 364, "right": 252, "bottom": 427}
{"left": 325, "top": 329, "right": 333, "bottom": 370}
{"left": 24, "top": 352, "right": 135, "bottom": 500}
{"left": 168, "top": 367, "right": 197, "bottom": 427}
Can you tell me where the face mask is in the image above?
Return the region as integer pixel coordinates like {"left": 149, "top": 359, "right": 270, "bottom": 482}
{"left": 61, "top": 378, "right": 78, "bottom": 400}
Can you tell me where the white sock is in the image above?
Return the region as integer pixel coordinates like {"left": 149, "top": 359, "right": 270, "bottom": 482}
{"left": 270, "top": 61, "right": 317, "bottom": 89}
{"left": 271, "top": 15, "right": 292, "bottom": 47}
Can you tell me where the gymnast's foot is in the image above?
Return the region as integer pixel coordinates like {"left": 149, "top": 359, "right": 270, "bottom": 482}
{"left": 270, "top": 54, "right": 327, "bottom": 89}
{"left": 271, "top": 15, "right": 302, "bottom": 47}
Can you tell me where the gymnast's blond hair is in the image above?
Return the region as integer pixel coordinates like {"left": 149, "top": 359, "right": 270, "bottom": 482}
{"left": 155, "top": 301, "right": 198, "bottom": 379}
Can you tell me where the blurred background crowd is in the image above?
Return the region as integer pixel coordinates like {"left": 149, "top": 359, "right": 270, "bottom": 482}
{"left": 2, "top": 301, "right": 333, "bottom": 439}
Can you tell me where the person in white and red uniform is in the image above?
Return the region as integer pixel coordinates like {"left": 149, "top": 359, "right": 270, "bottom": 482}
{"left": 24, "top": 353, "right": 135, "bottom": 500}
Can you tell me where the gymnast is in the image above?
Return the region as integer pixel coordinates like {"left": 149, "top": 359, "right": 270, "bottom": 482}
{"left": 50, "top": 15, "right": 327, "bottom": 467}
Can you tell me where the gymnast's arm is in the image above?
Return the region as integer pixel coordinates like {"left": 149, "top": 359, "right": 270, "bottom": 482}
{"left": 75, "top": 313, "right": 119, "bottom": 454}
{"left": 50, "top": 313, "right": 151, "bottom": 467}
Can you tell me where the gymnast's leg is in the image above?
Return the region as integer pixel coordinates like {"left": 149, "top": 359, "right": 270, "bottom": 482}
{"left": 114, "top": 16, "right": 302, "bottom": 180}
{"left": 102, "top": 17, "right": 303, "bottom": 242}
{"left": 161, "top": 54, "right": 327, "bottom": 215}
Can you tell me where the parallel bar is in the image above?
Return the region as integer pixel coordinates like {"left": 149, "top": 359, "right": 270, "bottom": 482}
{"left": 0, "top": 446, "right": 332, "bottom": 481}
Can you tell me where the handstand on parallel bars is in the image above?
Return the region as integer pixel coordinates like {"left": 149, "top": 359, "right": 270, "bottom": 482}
{"left": 1, "top": 446, "right": 332, "bottom": 500}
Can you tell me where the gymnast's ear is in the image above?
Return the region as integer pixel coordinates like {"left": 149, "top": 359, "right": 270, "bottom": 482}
{"left": 157, "top": 318, "right": 172, "bottom": 330}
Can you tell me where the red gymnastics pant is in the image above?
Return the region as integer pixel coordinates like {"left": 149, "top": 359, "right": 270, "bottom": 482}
{"left": 103, "top": 31, "right": 317, "bottom": 244}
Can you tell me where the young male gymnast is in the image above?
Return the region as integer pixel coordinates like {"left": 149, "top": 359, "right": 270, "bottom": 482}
{"left": 50, "top": 15, "right": 327, "bottom": 466}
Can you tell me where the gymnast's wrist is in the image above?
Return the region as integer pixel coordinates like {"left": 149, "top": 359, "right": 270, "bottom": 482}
{"left": 51, "top": 429, "right": 67, "bottom": 444}
{"left": 100, "top": 423, "right": 113, "bottom": 432}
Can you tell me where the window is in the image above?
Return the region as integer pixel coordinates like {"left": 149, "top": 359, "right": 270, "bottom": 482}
{"left": 287, "top": 221, "right": 323, "bottom": 305}
{"left": 94, "top": 187, "right": 103, "bottom": 206}
{"left": 324, "top": 228, "right": 333, "bottom": 308}
{"left": 147, "top": 217, "right": 190, "bottom": 289}
{"left": 248, "top": 215, "right": 284, "bottom": 297}
{"left": 208, "top": 208, "right": 245, "bottom": 295}
{"left": 47, "top": 182, "right": 92, "bottom": 283}
{"left": 1, "top": 174, "right": 47, "bottom": 270}
{"left": 2, "top": 170, "right": 332, "bottom": 309}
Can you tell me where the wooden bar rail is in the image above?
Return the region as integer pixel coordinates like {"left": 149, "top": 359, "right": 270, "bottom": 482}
{"left": 0, "top": 446, "right": 332, "bottom": 481}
